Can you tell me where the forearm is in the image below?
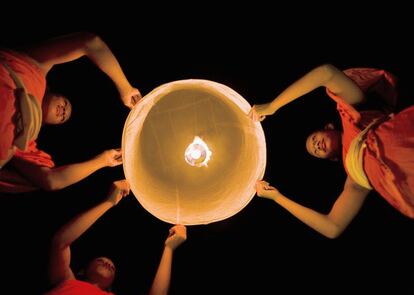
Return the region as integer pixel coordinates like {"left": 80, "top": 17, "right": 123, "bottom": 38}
{"left": 54, "top": 200, "right": 113, "bottom": 247}
{"left": 46, "top": 156, "right": 106, "bottom": 190}
{"left": 269, "top": 64, "right": 337, "bottom": 112}
{"left": 271, "top": 193, "right": 340, "bottom": 238}
{"left": 149, "top": 246, "right": 174, "bottom": 295}
{"left": 85, "top": 36, "right": 131, "bottom": 94}
{"left": 10, "top": 155, "right": 105, "bottom": 191}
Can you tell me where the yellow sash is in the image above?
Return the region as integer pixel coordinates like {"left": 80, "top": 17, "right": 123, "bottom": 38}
{"left": 345, "top": 116, "right": 390, "bottom": 190}
{"left": 2, "top": 62, "right": 42, "bottom": 151}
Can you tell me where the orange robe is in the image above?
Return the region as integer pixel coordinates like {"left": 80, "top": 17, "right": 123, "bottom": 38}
{"left": 327, "top": 68, "right": 414, "bottom": 218}
{"left": 0, "top": 50, "right": 54, "bottom": 193}
{"left": 45, "top": 279, "right": 114, "bottom": 295}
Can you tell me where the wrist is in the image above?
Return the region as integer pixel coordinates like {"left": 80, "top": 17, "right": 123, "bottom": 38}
{"left": 271, "top": 192, "right": 282, "bottom": 202}
{"left": 269, "top": 101, "right": 279, "bottom": 113}
{"left": 118, "top": 82, "right": 132, "bottom": 95}
{"left": 164, "top": 244, "right": 175, "bottom": 253}
{"left": 94, "top": 155, "right": 107, "bottom": 168}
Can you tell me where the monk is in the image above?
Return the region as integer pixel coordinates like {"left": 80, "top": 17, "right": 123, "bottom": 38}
{"left": 0, "top": 32, "right": 141, "bottom": 193}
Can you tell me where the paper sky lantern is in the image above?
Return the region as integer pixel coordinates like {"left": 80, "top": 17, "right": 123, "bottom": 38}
{"left": 122, "top": 80, "right": 266, "bottom": 225}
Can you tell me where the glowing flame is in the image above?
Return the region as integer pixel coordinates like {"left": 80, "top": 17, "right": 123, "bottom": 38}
{"left": 184, "top": 136, "right": 212, "bottom": 167}
{"left": 191, "top": 149, "right": 202, "bottom": 159}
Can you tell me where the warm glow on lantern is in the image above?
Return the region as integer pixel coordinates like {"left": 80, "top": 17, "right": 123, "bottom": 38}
{"left": 184, "top": 136, "right": 212, "bottom": 167}
{"left": 122, "top": 79, "right": 266, "bottom": 225}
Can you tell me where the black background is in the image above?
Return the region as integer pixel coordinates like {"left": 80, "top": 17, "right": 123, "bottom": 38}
{"left": 1, "top": 8, "right": 413, "bottom": 294}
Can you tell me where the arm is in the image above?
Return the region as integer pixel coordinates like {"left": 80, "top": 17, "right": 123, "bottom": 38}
{"left": 248, "top": 64, "right": 365, "bottom": 120}
{"left": 26, "top": 32, "right": 141, "bottom": 108}
{"left": 149, "top": 225, "right": 187, "bottom": 295}
{"left": 10, "top": 149, "right": 122, "bottom": 191}
{"left": 256, "top": 178, "right": 370, "bottom": 238}
{"left": 49, "top": 180, "right": 130, "bottom": 287}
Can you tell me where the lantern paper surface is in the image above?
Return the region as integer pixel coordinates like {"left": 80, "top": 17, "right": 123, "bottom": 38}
{"left": 122, "top": 80, "right": 266, "bottom": 225}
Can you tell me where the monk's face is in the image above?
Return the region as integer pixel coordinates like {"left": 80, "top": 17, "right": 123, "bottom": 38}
{"left": 42, "top": 93, "right": 72, "bottom": 125}
{"left": 306, "top": 130, "right": 341, "bottom": 159}
{"left": 85, "top": 257, "right": 116, "bottom": 290}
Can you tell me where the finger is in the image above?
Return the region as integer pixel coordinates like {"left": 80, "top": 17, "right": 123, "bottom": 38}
{"left": 259, "top": 115, "right": 266, "bottom": 121}
{"left": 133, "top": 88, "right": 141, "bottom": 96}
{"left": 251, "top": 109, "right": 257, "bottom": 119}
{"left": 248, "top": 107, "right": 257, "bottom": 118}
{"left": 256, "top": 180, "right": 264, "bottom": 187}
{"left": 120, "top": 186, "right": 128, "bottom": 195}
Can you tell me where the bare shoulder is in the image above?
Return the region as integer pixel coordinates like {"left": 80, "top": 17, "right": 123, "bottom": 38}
{"left": 322, "top": 64, "right": 365, "bottom": 105}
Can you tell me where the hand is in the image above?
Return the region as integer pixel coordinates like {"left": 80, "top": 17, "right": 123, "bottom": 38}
{"left": 256, "top": 180, "right": 280, "bottom": 200}
{"left": 121, "top": 86, "right": 142, "bottom": 109}
{"left": 248, "top": 103, "right": 275, "bottom": 122}
{"left": 165, "top": 225, "right": 187, "bottom": 251}
{"left": 99, "top": 148, "right": 122, "bottom": 167}
{"left": 107, "top": 179, "right": 130, "bottom": 206}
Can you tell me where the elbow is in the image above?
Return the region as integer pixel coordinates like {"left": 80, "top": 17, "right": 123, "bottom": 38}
{"left": 43, "top": 182, "right": 65, "bottom": 192}
{"left": 51, "top": 232, "right": 69, "bottom": 250}
{"left": 319, "top": 63, "right": 338, "bottom": 74}
{"left": 324, "top": 224, "right": 345, "bottom": 239}
{"left": 65, "top": 31, "right": 105, "bottom": 53}
{"left": 325, "top": 230, "right": 341, "bottom": 239}
{"left": 317, "top": 63, "right": 339, "bottom": 84}
{"left": 78, "top": 31, "right": 100, "bottom": 42}
{"left": 40, "top": 179, "right": 58, "bottom": 191}
{"left": 41, "top": 175, "right": 65, "bottom": 191}
{"left": 82, "top": 32, "right": 106, "bottom": 51}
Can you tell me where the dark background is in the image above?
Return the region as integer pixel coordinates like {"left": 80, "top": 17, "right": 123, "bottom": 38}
{"left": 1, "top": 9, "right": 413, "bottom": 294}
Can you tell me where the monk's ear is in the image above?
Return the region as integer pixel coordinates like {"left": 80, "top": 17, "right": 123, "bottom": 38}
{"left": 324, "top": 123, "right": 335, "bottom": 130}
